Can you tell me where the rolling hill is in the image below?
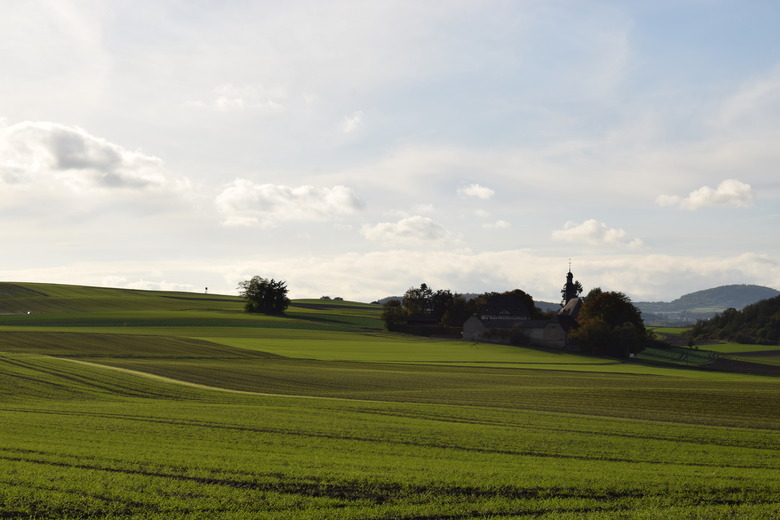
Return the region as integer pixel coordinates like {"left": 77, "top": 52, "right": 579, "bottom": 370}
{"left": 636, "top": 284, "right": 780, "bottom": 325}
{"left": 1, "top": 281, "right": 779, "bottom": 518}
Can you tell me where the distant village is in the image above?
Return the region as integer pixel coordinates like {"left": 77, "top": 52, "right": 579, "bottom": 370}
{"left": 380, "top": 270, "right": 585, "bottom": 352}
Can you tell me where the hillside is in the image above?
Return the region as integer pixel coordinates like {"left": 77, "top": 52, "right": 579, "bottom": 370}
{"left": 0, "top": 281, "right": 383, "bottom": 332}
{"left": 1, "top": 281, "right": 779, "bottom": 518}
{"left": 636, "top": 284, "right": 780, "bottom": 325}
{"left": 689, "top": 294, "right": 780, "bottom": 345}
{"left": 638, "top": 284, "right": 780, "bottom": 313}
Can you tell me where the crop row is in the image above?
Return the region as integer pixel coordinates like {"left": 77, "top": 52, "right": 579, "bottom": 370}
{"left": 2, "top": 393, "right": 778, "bottom": 519}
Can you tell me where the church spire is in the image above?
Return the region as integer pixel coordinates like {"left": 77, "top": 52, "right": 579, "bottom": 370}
{"left": 563, "top": 261, "right": 579, "bottom": 303}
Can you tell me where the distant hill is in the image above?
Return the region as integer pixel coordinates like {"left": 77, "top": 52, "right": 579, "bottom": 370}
{"left": 636, "top": 285, "right": 780, "bottom": 326}
{"left": 638, "top": 285, "right": 780, "bottom": 313}
{"left": 0, "top": 281, "right": 244, "bottom": 315}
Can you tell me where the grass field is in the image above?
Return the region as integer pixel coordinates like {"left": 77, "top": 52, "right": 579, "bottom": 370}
{"left": 1, "top": 282, "right": 778, "bottom": 519}
{"left": 647, "top": 326, "right": 780, "bottom": 373}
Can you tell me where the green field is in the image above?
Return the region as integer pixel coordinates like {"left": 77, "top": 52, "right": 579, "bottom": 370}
{"left": 1, "top": 282, "right": 778, "bottom": 519}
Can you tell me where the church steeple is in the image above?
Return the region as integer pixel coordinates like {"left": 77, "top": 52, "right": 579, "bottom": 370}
{"left": 564, "top": 270, "right": 575, "bottom": 303}
{"left": 562, "top": 261, "right": 580, "bottom": 304}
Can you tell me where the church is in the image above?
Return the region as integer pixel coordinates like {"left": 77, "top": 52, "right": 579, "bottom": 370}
{"left": 462, "top": 270, "right": 582, "bottom": 350}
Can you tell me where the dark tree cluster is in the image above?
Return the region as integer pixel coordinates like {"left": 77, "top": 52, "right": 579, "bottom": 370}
{"left": 688, "top": 295, "right": 780, "bottom": 345}
{"left": 561, "top": 279, "right": 583, "bottom": 303}
{"left": 382, "top": 283, "right": 471, "bottom": 328}
{"left": 381, "top": 283, "right": 547, "bottom": 329}
{"left": 570, "top": 288, "right": 648, "bottom": 358}
{"left": 237, "top": 276, "right": 290, "bottom": 315}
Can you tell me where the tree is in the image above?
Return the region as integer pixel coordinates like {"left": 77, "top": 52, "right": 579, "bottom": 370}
{"left": 402, "top": 283, "right": 434, "bottom": 317}
{"left": 382, "top": 283, "right": 473, "bottom": 329}
{"left": 381, "top": 299, "right": 406, "bottom": 327}
{"left": 571, "top": 288, "right": 647, "bottom": 358}
{"left": 503, "top": 288, "right": 547, "bottom": 319}
{"left": 237, "top": 276, "right": 290, "bottom": 314}
{"left": 561, "top": 279, "right": 583, "bottom": 304}
{"left": 430, "top": 289, "right": 455, "bottom": 323}
{"left": 441, "top": 294, "right": 471, "bottom": 327}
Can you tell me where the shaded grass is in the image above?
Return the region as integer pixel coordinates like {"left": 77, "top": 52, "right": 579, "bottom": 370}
{"left": 726, "top": 353, "right": 780, "bottom": 367}
{"left": 648, "top": 327, "right": 690, "bottom": 336}
{"left": 87, "top": 357, "right": 780, "bottom": 429}
{"left": 635, "top": 344, "right": 716, "bottom": 367}
{"left": 0, "top": 330, "right": 281, "bottom": 359}
{"left": 701, "top": 342, "right": 780, "bottom": 354}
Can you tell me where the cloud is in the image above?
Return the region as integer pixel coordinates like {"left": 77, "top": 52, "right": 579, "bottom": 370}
{"left": 656, "top": 179, "right": 754, "bottom": 210}
{"left": 413, "top": 203, "right": 436, "bottom": 214}
{"left": 190, "top": 83, "right": 286, "bottom": 113}
{"left": 2, "top": 248, "right": 778, "bottom": 305}
{"left": 214, "top": 249, "right": 780, "bottom": 303}
{"left": 361, "top": 215, "right": 449, "bottom": 245}
{"left": 101, "top": 276, "right": 196, "bottom": 293}
{"left": 0, "top": 121, "right": 180, "bottom": 193}
{"left": 215, "top": 179, "right": 364, "bottom": 227}
{"left": 457, "top": 183, "right": 494, "bottom": 199}
{"left": 342, "top": 111, "right": 365, "bottom": 134}
{"left": 551, "top": 219, "right": 644, "bottom": 249}
{"left": 483, "top": 220, "right": 510, "bottom": 229}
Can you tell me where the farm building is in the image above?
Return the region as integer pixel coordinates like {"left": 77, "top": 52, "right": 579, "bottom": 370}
{"left": 462, "top": 270, "right": 582, "bottom": 350}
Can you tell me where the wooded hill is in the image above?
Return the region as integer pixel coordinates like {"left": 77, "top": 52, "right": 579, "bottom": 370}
{"left": 637, "top": 285, "right": 780, "bottom": 326}
{"left": 689, "top": 294, "right": 780, "bottom": 345}
{"left": 637, "top": 284, "right": 780, "bottom": 313}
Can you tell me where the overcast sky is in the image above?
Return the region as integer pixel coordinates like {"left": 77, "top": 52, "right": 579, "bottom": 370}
{"left": 1, "top": 0, "right": 779, "bottom": 303}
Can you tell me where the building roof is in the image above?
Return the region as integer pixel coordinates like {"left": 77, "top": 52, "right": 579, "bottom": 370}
{"left": 556, "top": 297, "right": 582, "bottom": 332}
{"left": 557, "top": 297, "right": 581, "bottom": 319}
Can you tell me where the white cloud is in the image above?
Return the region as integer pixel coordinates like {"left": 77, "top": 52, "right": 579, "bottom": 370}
{"left": 457, "top": 183, "right": 494, "bottom": 199}
{"left": 656, "top": 179, "right": 754, "bottom": 210}
{"left": 551, "top": 219, "right": 644, "bottom": 249}
{"left": 214, "top": 250, "right": 780, "bottom": 303}
{"left": 413, "top": 203, "right": 436, "bottom": 214}
{"left": 342, "top": 111, "right": 365, "bottom": 134}
{"left": 215, "top": 179, "right": 364, "bottom": 227}
{"left": 191, "top": 83, "right": 286, "bottom": 113}
{"left": 483, "top": 220, "right": 510, "bottom": 229}
{"left": 361, "top": 215, "right": 449, "bottom": 245}
{"left": 102, "top": 276, "right": 196, "bottom": 293}
{"left": 0, "top": 121, "right": 181, "bottom": 193}
{"left": 1, "top": 248, "right": 777, "bottom": 304}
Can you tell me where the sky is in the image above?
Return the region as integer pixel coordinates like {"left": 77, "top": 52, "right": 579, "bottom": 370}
{"left": 1, "top": 0, "right": 779, "bottom": 303}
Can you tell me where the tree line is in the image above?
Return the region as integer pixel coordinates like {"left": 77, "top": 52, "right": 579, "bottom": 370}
{"left": 381, "top": 283, "right": 550, "bottom": 329}
{"left": 237, "top": 276, "right": 652, "bottom": 357}
{"left": 383, "top": 283, "right": 649, "bottom": 358}
{"left": 688, "top": 295, "right": 780, "bottom": 345}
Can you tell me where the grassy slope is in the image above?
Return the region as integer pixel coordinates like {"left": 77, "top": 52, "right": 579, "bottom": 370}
{"left": 648, "top": 326, "right": 780, "bottom": 372}
{"left": 1, "top": 282, "right": 779, "bottom": 519}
